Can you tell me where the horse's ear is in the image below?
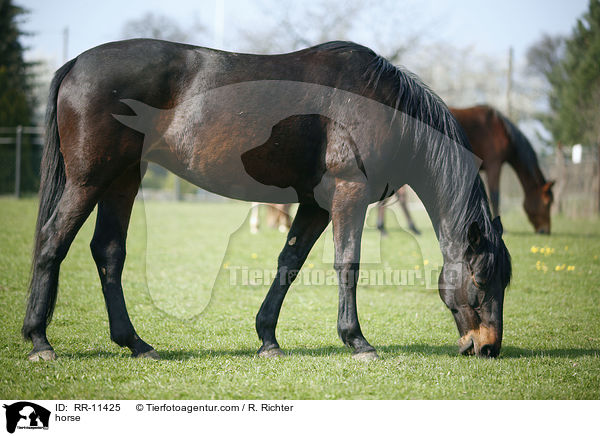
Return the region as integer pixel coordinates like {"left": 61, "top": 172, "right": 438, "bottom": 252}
{"left": 492, "top": 216, "right": 503, "bottom": 236}
{"left": 467, "top": 221, "right": 482, "bottom": 251}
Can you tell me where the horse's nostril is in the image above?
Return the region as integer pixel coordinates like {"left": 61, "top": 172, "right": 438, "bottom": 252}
{"left": 479, "top": 344, "right": 498, "bottom": 358}
{"left": 537, "top": 228, "right": 549, "bottom": 235}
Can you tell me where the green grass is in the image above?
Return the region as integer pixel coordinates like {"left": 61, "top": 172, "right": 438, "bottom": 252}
{"left": 0, "top": 197, "right": 599, "bottom": 399}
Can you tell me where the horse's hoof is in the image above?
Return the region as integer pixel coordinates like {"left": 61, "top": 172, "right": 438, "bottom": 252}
{"left": 28, "top": 349, "right": 57, "bottom": 362}
{"left": 134, "top": 349, "right": 160, "bottom": 360}
{"left": 258, "top": 347, "right": 284, "bottom": 358}
{"left": 352, "top": 350, "right": 379, "bottom": 361}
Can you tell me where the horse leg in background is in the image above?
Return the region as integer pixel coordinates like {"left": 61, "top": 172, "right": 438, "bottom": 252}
{"left": 255, "top": 203, "right": 330, "bottom": 357}
{"left": 250, "top": 202, "right": 260, "bottom": 234}
{"left": 397, "top": 186, "right": 421, "bottom": 235}
{"left": 90, "top": 164, "right": 158, "bottom": 359}
{"left": 376, "top": 199, "right": 387, "bottom": 236}
{"left": 485, "top": 164, "right": 501, "bottom": 218}
{"left": 23, "top": 183, "right": 101, "bottom": 361}
{"left": 275, "top": 203, "right": 292, "bottom": 232}
{"left": 376, "top": 187, "right": 420, "bottom": 236}
{"left": 331, "top": 181, "right": 378, "bottom": 361}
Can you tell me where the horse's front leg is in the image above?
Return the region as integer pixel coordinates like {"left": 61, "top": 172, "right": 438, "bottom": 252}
{"left": 255, "top": 203, "right": 330, "bottom": 357}
{"left": 331, "top": 180, "right": 378, "bottom": 361}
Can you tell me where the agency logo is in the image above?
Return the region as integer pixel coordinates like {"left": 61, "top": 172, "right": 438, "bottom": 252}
{"left": 3, "top": 402, "right": 50, "bottom": 433}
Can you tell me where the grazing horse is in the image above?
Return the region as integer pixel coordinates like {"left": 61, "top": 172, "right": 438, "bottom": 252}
{"left": 451, "top": 105, "right": 554, "bottom": 233}
{"left": 376, "top": 105, "right": 554, "bottom": 235}
{"left": 23, "top": 40, "right": 511, "bottom": 362}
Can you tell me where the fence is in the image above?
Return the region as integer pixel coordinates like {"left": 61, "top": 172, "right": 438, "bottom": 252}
{"left": 0, "top": 126, "right": 44, "bottom": 197}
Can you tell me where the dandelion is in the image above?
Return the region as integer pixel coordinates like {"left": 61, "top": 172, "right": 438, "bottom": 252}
{"left": 308, "top": 263, "right": 314, "bottom": 269}
{"left": 414, "top": 265, "right": 420, "bottom": 270}
{"left": 555, "top": 264, "right": 566, "bottom": 272}
{"left": 424, "top": 259, "right": 429, "bottom": 266}
{"left": 567, "top": 265, "right": 575, "bottom": 271}
{"left": 223, "top": 262, "right": 229, "bottom": 269}
{"left": 251, "top": 253, "right": 258, "bottom": 259}
{"left": 564, "top": 246, "right": 569, "bottom": 251}
{"left": 530, "top": 246, "right": 539, "bottom": 254}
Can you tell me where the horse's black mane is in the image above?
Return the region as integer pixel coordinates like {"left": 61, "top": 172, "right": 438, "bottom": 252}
{"left": 495, "top": 108, "right": 546, "bottom": 186}
{"left": 313, "top": 42, "right": 511, "bottom": 285}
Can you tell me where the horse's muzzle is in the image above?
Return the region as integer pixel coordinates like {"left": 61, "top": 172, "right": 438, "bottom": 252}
{"left": 458, "top": 326, "right": 501, "bottom": 358}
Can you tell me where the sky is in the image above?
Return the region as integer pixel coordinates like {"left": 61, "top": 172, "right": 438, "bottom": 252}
{"left": 19, "top": 0, "right": 589, "bottom": 69}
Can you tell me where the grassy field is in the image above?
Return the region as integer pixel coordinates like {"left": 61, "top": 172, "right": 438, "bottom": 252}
{"left": 0, "top": 196, "right": 599, "bottom": 399}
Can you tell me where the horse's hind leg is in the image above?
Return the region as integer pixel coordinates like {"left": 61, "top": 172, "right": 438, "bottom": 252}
{"left": 331, "top": 181, "right": 377, "bottom": 360}
{"left": 255, "top": 203, "right": 330, "bottom": 357}
{"left": 24, "top": 183, "right": 101, "bottom": 361}
{"left": 90, "top": 164, "right": 158, "bottom": 359}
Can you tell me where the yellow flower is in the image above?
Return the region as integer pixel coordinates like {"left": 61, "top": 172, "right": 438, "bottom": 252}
{"left": 564, "top": 246, "right": 569, "bottom": 251}
{"left": 530, "top": 246, "right": 539, "bottom": 254}
{"left": 414, "top": 265, "right": 420, "bottom": 270}
{"left": 223, "top": 262, "right": 229, "bottom": 269}
{"left": 424, "top": 259, "right": 429, "bottom": 266}
{"left": 567, "top": 265, "right": 575, "bottom": 271}
{"left": 555, "top": 264, "right": 566, "bottom": 272}
{"left": 308, "top": 263, "right": 314, "bottom": 269}
{"left": 251, "top": 253, "right": 258, "bottom": 259}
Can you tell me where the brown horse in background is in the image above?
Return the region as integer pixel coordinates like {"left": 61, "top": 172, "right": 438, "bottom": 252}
{"left": 451, "top": 105, "right": 554, "bottom": 234}
{"left": 377, "top": 105, "right": 554, "bottom": 234}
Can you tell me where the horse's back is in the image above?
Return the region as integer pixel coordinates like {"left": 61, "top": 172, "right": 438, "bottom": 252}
{"left": 450, "top": 105, "right": 510, "bottom": 169}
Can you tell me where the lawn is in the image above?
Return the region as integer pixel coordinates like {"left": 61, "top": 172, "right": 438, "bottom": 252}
{"left": 0, "top": 196, "right": 598, "bottom": 399}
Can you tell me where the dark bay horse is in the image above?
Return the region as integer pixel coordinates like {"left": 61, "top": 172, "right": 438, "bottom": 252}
{"left": 377, "top": 105, "right": 555, "bottom": 234}
{"left": 23, "top": 40, "right": 511, "bottom": 361}
{"left": 451, "top": 105, "right": 554, "bottom": 233}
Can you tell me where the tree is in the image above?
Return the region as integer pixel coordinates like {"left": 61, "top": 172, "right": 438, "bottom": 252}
{"left": 236, "top": 0, "right": 424, "bottom": 62}
{"left": 546, "top": 1, "right": 600, "bottom": 147}
{"left": 0, "top": 0, "right": 38, "bottom": 193}
{"left": 121, "top": 12, "right": 204, "bottom": 43}
{"left": 0, "top": 0, "right": 34, "bottom": 127}
{"left": 544, "top": 0, "right": 600, "bottom": 213}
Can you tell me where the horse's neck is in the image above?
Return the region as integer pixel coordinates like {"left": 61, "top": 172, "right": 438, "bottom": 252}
{"left": 507, "top": 142, "right": 546, "bottom": 194}
{"left": 408, "top": 141, "right": 485, "bottom": 257}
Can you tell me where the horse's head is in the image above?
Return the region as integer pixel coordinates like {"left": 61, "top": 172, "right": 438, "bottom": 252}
{"left": 438, "top": 217, "right": 511, "bottom": 357}
{"left": 524, "top": 181, "right": 554, "bottom": 234}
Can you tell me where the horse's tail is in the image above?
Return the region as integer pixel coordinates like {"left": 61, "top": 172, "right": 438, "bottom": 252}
{"left": 23, "top": 58, "right": 77, "bottom": 340}
{"left": 496, "top": 109, "right": 544, "bottom": 180}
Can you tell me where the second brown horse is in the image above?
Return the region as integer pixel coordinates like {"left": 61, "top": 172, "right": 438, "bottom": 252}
{"left": 378, "top": 105, "right": 554, "bottom": 234}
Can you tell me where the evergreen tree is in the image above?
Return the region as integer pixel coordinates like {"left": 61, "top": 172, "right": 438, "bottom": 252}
{"left": 551, "top": 0, "right": 600, "bottom": 147}
{"left": 0, "top": 0, "right": 37, "bottom": 193}
{"left": 0, "top": 0, "right": 33, "bottom": 126}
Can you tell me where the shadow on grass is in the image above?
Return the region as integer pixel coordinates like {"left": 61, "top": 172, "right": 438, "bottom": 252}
{"left": 154, "top": 344, "right": 600, "bottom": 361}
{"left": 59, "top": 344, "right": 599, "bottom": 361}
